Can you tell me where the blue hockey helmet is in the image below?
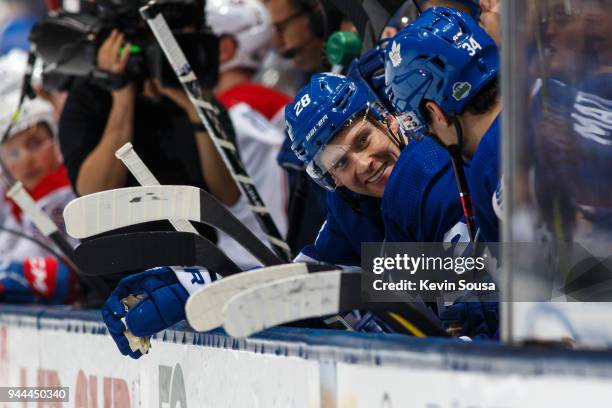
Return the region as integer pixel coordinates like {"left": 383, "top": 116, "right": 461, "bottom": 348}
{"left": 384, "top": 6, "right": 498, "bottom": 137}
{"left": 285, "top": 73, "right": 385, "bottom": 191}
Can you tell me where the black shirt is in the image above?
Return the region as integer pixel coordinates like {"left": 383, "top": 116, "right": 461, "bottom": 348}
{"left": 59, "top": 80, "right": 217, "bottom": 242}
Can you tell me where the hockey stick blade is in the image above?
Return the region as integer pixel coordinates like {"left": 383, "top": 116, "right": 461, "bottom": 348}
{"left": 222, "top": 271, "right": 449, "bottom": 338}
{"left": 63, "top": 185, "right": 282, "bottom": 266}
{"left": 75, "top": 231, "right": 241, "bottom": 277}
{"left": 185, "top": 262, "right": 335, "bottom": 331}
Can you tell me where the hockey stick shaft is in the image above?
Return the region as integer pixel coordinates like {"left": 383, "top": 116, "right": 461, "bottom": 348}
{"left": 115, "top": 143, "right": 199, "bottom": 234}
{"left": 140, "top": 4, "right": 291, "bottom": 262}
{"left": 448, "top": 146, "right": 477, "bottom": 243}
{"left": 0, "top": 51, "right": 36, "bottom": 145}
{"left": 6, "top": 180, "right": 75, "bottom": 264}
{"left": 3, "top": 177, "right": 111, "bottom": 297}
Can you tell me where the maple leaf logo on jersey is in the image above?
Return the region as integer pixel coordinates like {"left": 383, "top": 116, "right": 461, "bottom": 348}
{"left": 492, "top": 178, "right": 503, "bottom": 220}
{"left": 389, "top": 41, "right": 402, "bottom": 68}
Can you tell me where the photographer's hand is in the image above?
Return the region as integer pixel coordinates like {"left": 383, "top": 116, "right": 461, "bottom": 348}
{"left": 98, "top": 29, "right": 132, "bottom": 76}
{"left": 76, "top": 30, "right": 135, "bottom": 195}
{"left": 156, "top": 82, "right": 240, "bottom": 206}
{"left": 155, "top": 83, "right": 199, "bottom": 122}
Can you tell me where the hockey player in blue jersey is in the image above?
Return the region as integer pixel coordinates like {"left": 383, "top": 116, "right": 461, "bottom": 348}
{"left": 384, "top": 6, "right": 501, "bottom": 243}
{"left": 286, "top": 72, "right": 498, "bottom": 339}
{"left": 287, "top": 73, "right": 471, "bottom": 253}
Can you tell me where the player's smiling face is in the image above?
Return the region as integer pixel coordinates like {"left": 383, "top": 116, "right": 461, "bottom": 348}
{"left": 322, "top": 114, "right": 401, "bottom": 198}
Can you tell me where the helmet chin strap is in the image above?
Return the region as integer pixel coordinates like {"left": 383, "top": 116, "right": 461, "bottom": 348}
{"left": 449, "top": 115, "right": 465, "bottom": 154}
{"left": 385, "top": 126, "right": 406, "bottom": 151}
{"left": 384, "top": 119, "right": 407, "bottom": 151}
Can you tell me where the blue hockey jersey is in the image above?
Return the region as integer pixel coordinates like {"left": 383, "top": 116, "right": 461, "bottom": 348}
{"left": 467, "top": 116, "right": 501, "bottom": 243}
{"left": 382, "top": 137, "right": 470, "bottom": 243}
{"left": 381, "top": 137, "right": 497, "bottom": 339}
{"left": 299, "top": 190, "right": 385, "bottom": 267}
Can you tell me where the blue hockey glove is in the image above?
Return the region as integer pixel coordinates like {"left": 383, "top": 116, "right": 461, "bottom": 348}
{"left": 440, "top": 301, "right": 499, "bottom": 340}
{"left": 102, "top": 266, "right": 211, "bottom": 359}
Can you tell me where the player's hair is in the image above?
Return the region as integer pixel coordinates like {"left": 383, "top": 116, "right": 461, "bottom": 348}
{"left": 463, "top": 77, "right": 499, "bottom": 116}
{"left": 423, "top": 76, "right": 499, "bottom": 122}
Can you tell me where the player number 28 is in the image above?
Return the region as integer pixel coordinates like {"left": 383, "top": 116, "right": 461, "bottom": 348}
{"left": 294, "top": 94, "right": 311, "bottom": 117}
{"left": 460, "top": 37, "right": 482, "bottom": 56}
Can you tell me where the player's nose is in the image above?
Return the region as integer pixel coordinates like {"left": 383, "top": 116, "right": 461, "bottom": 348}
{"left": 355, "top": 153, "right": 375, "bottom": 183}
{"left": 272, "top": 30, "right": 285, "bottom": 50}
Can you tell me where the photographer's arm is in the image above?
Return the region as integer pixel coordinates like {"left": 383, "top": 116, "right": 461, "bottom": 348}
{"left": 75, "top": 30, "right": 134, "bottom": 196}
{"left": 193, "top": 126, "right": 241, "bottom": 206}
{"left": 76, "top": 86, "right": 134, "bottom": 195}
{"left": 158, "top": 85, "right": 240, "bottom": 206}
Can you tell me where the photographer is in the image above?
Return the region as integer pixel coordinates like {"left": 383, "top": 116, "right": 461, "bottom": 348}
{"left": 58, "top": 7, "right": 236, "bottom": 241}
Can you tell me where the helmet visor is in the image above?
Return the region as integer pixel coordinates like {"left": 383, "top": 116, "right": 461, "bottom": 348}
{"left": 306, "top": 109, "right": 400, "bottom": 192}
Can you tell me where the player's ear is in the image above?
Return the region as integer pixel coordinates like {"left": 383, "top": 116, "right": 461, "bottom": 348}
{"left": 424, "top": 102, "right": 451, "bottom": 128}
{"left": 219, "top": 35, "right": 237, "bottom": 65}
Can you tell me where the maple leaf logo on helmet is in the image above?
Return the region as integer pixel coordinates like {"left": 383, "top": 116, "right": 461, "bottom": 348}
{"left": 389, "top": 41, "right": 402, "bottom": 68}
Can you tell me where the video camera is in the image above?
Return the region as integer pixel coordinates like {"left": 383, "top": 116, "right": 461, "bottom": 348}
{"left": 29, "top": 0, "right": 219, "bottom": 90}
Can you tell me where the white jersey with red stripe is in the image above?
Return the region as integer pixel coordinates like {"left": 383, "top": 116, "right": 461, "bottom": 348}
{"left": 217, "top": 83, "right": 290, "bottom": 269}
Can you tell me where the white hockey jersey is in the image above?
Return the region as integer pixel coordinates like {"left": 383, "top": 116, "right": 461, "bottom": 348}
{"left": 217, "top": 83, "right": 290, "bottom": 269}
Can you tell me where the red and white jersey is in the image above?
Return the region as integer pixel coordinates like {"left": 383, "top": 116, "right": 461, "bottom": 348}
{"left": 217, "top": 83, "right": 290, "bottom": 269}
{"left": 0, "top": 166, "right": 78, "bottom": 262}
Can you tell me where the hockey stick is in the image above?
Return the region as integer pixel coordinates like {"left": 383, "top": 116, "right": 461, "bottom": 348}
{"left": 75, "top": 231, "right": 241, "bottom": 277}
{"left": 185, "top": 262, "right": 335, "bottom": 331}
{"left": 115, "top": 143, "right": 201, "bottom": 235}
{"left": 0, "top": 166, "right": 111, "bottom": 298}
{"left": 222, "top": 270, "right": 449, "bottom": 338}
{"left": 0, "top": 51, "right": 36, "bottom": 145}
{"left": 447, "top": 144, "right": 478, "bottom": 243}
{"left": 139, "top": 3, "right": 291, "bottom": 262}
{"left": 63, "top": 185, "right": 282, "bottom": 267}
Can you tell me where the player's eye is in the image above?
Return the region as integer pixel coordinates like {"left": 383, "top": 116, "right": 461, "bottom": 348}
{"left": 332, "top": 156, "right": 348, "bottom": 171}
{"left": 357, "top": 133, "right": 370, "bottom": 149}
{"left": 26, "top": 137, "right": 45, "bottom": 150}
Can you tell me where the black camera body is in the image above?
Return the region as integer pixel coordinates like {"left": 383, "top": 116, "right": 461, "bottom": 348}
{"left": 29, "top": 0, "right": 219, "bottom": 90}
